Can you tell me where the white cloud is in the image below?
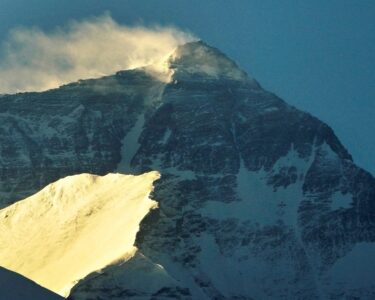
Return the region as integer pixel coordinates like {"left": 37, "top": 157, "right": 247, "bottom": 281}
{"left": 0, "top": 15, "right": 195, "bottom": 94}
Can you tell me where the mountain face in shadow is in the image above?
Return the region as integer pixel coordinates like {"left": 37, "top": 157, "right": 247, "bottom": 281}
{"left": 0, "top": 267, "right": 63, "bottom": 300}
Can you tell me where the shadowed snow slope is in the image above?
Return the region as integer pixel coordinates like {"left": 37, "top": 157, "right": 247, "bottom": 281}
{"left": 0, "top": 171, "right": 160, "bottom": 297}
{"left": 0, "top": 267, "right": 63, "bottom": 300}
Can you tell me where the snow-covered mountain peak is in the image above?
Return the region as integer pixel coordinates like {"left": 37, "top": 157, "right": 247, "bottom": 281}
{"left": 168, "top": 41, "right": 256, "bottom": 84}
{"left": 1, "top": 41, "right": 375, "bottom": 300}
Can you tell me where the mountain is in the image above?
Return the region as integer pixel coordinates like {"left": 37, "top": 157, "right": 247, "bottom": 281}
{"left": 0, "top": 172, "right": 160, "bottom": 297}
{"left": 0, "top": 41, "right": 375, "bottom": 299}
{"left": 0, "top": 267, "right": 63, "bottom": 300}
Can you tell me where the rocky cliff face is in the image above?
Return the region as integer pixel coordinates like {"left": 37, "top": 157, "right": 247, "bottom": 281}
{"left": 1, "top": 41, "right": 375, "bottom": 299}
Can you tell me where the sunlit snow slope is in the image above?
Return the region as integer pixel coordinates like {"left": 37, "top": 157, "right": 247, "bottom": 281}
{"left": 0, "top": 171, "right": 160, "bottom": 297}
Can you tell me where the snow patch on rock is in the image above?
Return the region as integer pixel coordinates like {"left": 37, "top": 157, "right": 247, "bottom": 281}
{"left": 117, "top": 114, "right": 145, "bottom": 173}
{"left": 201, "top": 146, "right": 314, "bottom": 226}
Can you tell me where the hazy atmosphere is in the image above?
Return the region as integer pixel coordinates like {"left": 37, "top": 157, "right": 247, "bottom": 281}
{"left": 1, "top": 0, "right": 373, "bottom": 174}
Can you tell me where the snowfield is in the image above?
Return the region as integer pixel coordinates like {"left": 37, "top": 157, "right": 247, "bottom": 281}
{"left": 0, "top": 171, "right": 160, "bottom": 297}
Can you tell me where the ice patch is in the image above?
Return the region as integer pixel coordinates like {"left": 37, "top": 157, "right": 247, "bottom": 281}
{"left": 117, "top": 114, "right": 145, "bottom": 173}
{"left": 160, "top": 128, "right": 172, "bottom": 144}
{"left": 330, "top": 191, "right": 352, "bottom": 210}
{"left": 264, "top": 107, "right": 279, "bottom": 112}
{"left": 201, "top": 146, "right": 314, "bottom": 226}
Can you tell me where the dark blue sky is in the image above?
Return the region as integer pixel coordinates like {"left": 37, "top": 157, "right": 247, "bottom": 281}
{"left": 1, "top": 0, "right": 374, "bottom": 174}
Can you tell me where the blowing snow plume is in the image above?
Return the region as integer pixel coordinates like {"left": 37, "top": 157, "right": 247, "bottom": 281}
{"left": 0, "top": 15, "right": 195, "bottom": 94}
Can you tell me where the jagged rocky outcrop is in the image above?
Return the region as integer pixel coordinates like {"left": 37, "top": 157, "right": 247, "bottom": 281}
{"left": 1, "top": 41, "right": 375, "bottom": 299}
{"left": 0, "top": 72, "right": 165, "bottom": 207}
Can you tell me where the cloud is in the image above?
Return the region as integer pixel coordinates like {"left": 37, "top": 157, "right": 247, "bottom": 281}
{"left": 0, "top": 15, "right": 195, "bottom": 94}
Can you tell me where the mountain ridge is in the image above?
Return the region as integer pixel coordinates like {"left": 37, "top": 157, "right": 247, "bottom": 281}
{"left": 0, "top": 171, "right": 160, "bottom": 297}
{"left": 0, "top": 41, "right": 374, "bottom": 299}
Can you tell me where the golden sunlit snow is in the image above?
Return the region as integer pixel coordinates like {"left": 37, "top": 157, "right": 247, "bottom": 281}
{"left": 0, "top": 171, "right": 160, "bottom": 297}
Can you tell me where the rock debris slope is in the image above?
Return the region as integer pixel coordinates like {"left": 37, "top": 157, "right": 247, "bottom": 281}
{"left": 0, "top": 171, "right": 160, "bottom": 297}
{"left": 0, "top": 41, "right": 374, "bottom": 299}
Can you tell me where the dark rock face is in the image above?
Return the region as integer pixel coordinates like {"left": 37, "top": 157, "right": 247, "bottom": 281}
{"left": 1, "top": 41, "right": 375, "bottom": 299}
{"left": 0, "top": 71, "right": 165, "bottom": 207}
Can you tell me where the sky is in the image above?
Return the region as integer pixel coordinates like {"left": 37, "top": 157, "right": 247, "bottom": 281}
{"left": 0, "top": 0, "right": 374, "bottom": 174}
